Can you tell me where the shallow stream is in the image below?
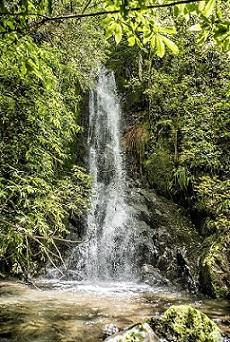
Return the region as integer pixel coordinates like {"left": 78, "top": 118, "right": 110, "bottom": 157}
{"left": 0, "top": 280, "right": 229, "bottom": 341}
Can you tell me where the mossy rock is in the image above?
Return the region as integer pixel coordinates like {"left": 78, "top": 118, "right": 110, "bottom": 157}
{"left": 199, "top": 234, "right": 230, "bottom": 298}
{"left": 148, "top": 305, "right": 222, "bottom": 342}
{"left": 144, "top": 145, "right": 174, "bottom": 195}
{"left": 104, "top": 322, "right": 160, "bottom": 341}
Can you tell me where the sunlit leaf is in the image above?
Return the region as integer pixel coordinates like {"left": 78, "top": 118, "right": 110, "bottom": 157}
{"left": 128, "top": 36, "right": 136, "bottom": 46}
{"left": 202, "top": 0, "right": 216, "bottom": 17}
{"left": 189, "top": 24, "right": 202, "bottom": 32}
{"left": 161, "top": 36, "right": 179, "bottom": 55}
{"left": 114, "top": 25, "right": 123, "bottom": 44}
{"left": 156, "top": 35, "right": 165, "bottom": 58}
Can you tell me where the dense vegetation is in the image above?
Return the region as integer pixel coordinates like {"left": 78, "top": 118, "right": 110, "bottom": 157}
{"left": 0, "top": 0, "right": 106, "bottom": 276}
{"left": 110, "top": 24, "right": 229, "bottom": 296}
{"left": 0, "top": 0, "right": 229, "bottom": 297}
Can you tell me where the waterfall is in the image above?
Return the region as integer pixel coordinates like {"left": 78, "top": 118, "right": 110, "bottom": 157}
{"left": 69, "top": 67, "right": 135, "bottom": 281}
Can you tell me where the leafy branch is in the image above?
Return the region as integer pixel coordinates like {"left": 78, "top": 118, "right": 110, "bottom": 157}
{"left": 0, "top": 0, "right": 204, "bottom": 26}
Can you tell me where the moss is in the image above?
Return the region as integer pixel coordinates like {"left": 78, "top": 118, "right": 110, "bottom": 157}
{"left": 118, "top": 331, "right": 144, "bottom": 342}
{"left": 199, "top": 234, "right": 230, "bottom": 298}
{"left": 144, "top": 145, "right": 174, "bottom": 194}
{"left": 149, "top": 305, "right": 222, "bottom": 342}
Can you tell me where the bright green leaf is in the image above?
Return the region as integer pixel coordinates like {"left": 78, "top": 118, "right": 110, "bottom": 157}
{"left": 161, "top": 36, "right": 179, "bottom": 55}
{"left": 114, "top": 25, "right": 122, "bottom": 44}
{"left": 203, "top": 0, "right": 216, "bottom": 17}
{"left": 128, "top": 36, "right": 136, "bottom": 46}
{"left": 159, "top": 27, "right": 177, "bottom": 35}
{"left": 189, "top": 24, "right": 202, "bottom": 32}
{"left": 156, "top": 35, "right": 165, "bottom": 58}
{"left": 150, "top": 36, "right": 156, "bottom": 49}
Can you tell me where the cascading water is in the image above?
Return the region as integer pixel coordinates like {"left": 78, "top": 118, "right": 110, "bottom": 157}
{"left": 69, "top": 67, "right": 135, "bottom": 281}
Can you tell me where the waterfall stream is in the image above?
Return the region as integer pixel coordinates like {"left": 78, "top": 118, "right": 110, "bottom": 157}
{"left": 0, "top": 69, "right": 229, "bottom": 342}
{"left": 69, "top": 67, "right": 135, "bottom": 281}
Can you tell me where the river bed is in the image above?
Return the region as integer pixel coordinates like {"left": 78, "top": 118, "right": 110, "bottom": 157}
{"left": 0, "top": 280, "right": 229, "bottom": 341}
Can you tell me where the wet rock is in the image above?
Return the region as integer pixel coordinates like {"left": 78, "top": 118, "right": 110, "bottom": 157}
{"left": 0, "top": 272, "right": 6, "bottom": 279}
{"left": 176, "top": 251, "right": 196, "bottom": 293}
{"left": 199, "top": 234, "right": 230, "bottom": 298}
{"left": 127, "top": 185, "right": 201, "bottom": 291}
{"left": 104, "top": 322, "right": 160, "bottom": 342}
{"left": 102, "top": 324, "right": 119, "bottom": 338}
{"left": 149, "top": 305, "right": 223, "bottom": 342}
{"left": 141, "top": 264, "right": 169, "bottom": 286}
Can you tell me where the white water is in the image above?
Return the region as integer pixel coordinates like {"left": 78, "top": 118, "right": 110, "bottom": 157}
{"left": 68, "top": 67, "right": 135, "bottom": 281}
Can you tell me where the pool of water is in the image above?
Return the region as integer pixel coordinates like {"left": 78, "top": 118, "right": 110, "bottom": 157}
{"left": 0, "top": 280, "right": 229, "bottom": 341}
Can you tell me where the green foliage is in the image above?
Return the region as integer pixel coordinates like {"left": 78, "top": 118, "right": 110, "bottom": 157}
{"left": 0, "top": 1, "right": 230, "bottom": 58}
{"left": 147, "top": 34, "right": 229, "bottom": 231}
{"left": 171, "top": 167, "right": 193, "bottom": 193}
{"left": 0, "top": 1, "right": 106, "bottom": 276}
{"left": 102, "top": 0, "right": 230, "bottom": 55}
{"left": 0, "top": 167, "right": 91, "bottom": 274}
{"left": 118, "top": 331, "right": 144, "bottom": 342}
{"left": 111, "top": 18, "right": 229, "bottom": 235}
{"left": 110, "top": 16, "right": 229, "bottom": 296}
{"left": 195, "top": 176, "right": 230, "bottom": 233}
{"left": 0, "top": 0, "right": 51, "bottom": 36}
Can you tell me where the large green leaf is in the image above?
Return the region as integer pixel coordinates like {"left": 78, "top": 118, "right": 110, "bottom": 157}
{"left": 159, "top": 27, "right": 177, "bottom": 35}
{"left": 203, "top": 0, "right": 216, "bottom": 17}
{"left": 114, "top": 24, "right": 123, "bottom": 44}
{"left": 128, "top": 35, "right": 136, "bottom": 46}
{"left": 162, "top": 36, "right": 179, "bottom": 55}
{"left": 156, "top": 35, "right": 165, "bottom": 58}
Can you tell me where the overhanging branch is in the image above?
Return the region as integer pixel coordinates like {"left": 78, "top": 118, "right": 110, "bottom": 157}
{"left": 0, "top": 0, "right": 205, "bottom": 28}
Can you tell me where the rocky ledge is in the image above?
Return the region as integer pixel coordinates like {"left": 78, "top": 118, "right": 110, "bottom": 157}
{"left": 127, "top": 185, "right": 202, "bottom": 292}
{"left": 127, "top": 185, "right": 229, "bottom": 298}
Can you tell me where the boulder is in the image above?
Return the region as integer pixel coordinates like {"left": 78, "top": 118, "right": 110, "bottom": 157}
{"left": 140, "top": 264, "right": 169, "bottom": 286}
{"left": 104, "top": 323, "right": 160, "bottom": 342}
{"left": 149, "top": 305, "right": 223, "bottom": 342}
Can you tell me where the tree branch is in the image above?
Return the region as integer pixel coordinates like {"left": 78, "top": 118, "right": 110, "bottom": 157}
{"left": 34, "top": 235, "right": 84, "bottom": 244}
{"left": 0, "top": 13, "right": 49, "bottom": 18}
{"left": 0, "top": 0, "right": 205, "bottom": 28}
